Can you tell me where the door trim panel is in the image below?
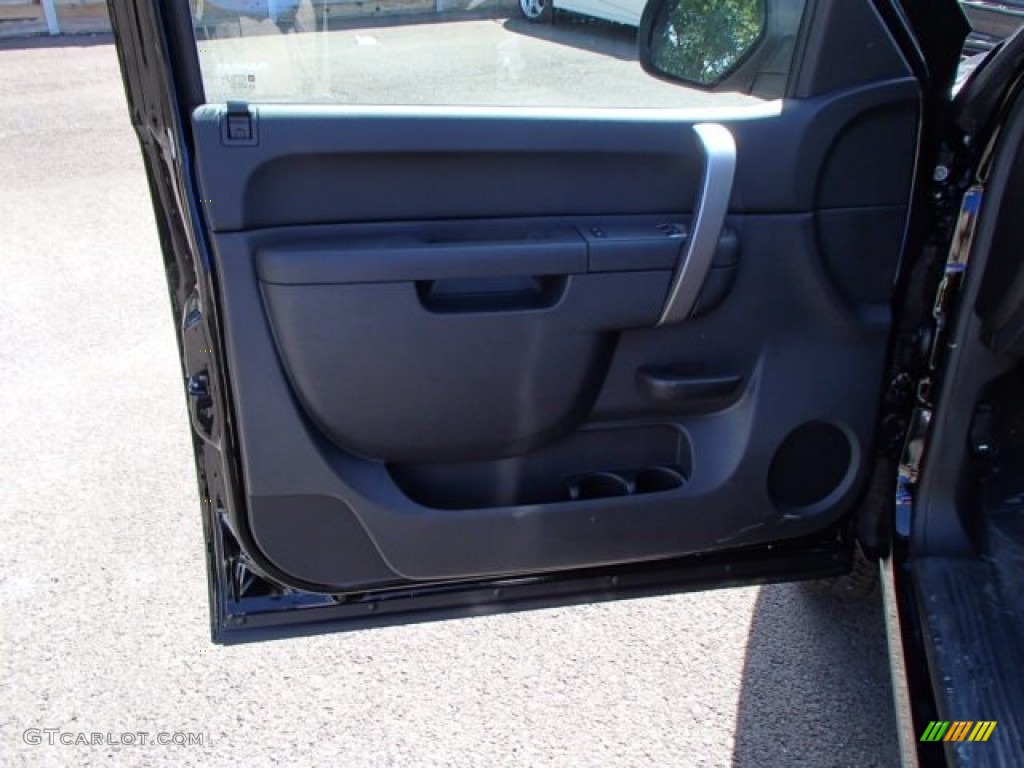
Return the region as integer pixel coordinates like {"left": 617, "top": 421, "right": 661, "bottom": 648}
{"left": 215, "top": 213, "right": 894, "bottom": 584}
{"left": 192, "top": 80, "right": 921, "bottom": 587}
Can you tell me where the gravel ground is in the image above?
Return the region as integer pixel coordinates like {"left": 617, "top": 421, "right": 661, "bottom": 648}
{"left": 0, "top": 33, "right": 900, "bottom": 768}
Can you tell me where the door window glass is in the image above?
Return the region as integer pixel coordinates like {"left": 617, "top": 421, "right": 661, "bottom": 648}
{"left": 189, "top": 0, "right": 806, "bottom": 107}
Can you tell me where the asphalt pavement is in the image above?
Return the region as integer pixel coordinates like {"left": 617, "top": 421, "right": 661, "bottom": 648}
{"left": 0, "top": 30, "right": 900, "bottom": 768}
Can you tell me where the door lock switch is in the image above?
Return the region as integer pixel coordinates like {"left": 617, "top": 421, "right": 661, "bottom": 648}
{"left": 221, "top": 102, "right": 258, "bottom": 146}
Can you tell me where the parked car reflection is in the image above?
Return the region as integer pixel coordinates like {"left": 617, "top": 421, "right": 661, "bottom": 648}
{"left": 518, "top": 0, "right": 645, "bottom": 26}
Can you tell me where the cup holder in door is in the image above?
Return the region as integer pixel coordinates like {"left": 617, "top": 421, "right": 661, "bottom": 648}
{"left": 567, "top": 466, "right": 686, "bottom": 501}
{"left": 633, "top": 466, "right": 686, "bottom": 494}
{"left": 570, "top": 472, "right": 632, "bottom": 501}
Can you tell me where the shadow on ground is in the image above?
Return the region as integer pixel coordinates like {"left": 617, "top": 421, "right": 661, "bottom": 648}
{"left": 503, "top": 14, "right": 638, "bottom": 60}
{"left": 732, "top": 583, "right": 900, "bottom": 767}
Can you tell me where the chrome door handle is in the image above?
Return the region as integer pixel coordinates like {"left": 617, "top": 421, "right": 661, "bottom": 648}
{"left": 658, "top": 123, "right": 737, "bottom": 325}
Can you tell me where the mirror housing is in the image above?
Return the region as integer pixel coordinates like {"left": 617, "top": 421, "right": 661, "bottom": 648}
{"left": 638, "top": 0, "right": 805, "bottom": 99}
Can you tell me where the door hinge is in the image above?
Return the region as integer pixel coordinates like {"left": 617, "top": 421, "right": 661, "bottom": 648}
{"left": 917, "top": 184, "right": 985, "bottom": 408}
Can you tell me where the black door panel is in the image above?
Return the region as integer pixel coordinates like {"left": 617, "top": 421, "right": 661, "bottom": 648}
{"left": 228, "top": 213, "right": 892, "bottom": 584}
{"left": 189, "top": 75, "right": 919, "bottom": 588}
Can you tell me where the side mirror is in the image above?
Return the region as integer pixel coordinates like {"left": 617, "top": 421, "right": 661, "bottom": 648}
{"left": 638, "top": 0, "right": 803, "bottom": 99}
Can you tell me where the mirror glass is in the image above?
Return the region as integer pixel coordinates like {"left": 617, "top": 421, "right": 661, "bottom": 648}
{"left": 647, "top": 0, "right": 765, "bottom": 86}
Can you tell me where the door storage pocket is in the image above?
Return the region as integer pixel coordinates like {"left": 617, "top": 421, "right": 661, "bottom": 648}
{"left": 390, "top": 426, "right": 690, "bottom": 509}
